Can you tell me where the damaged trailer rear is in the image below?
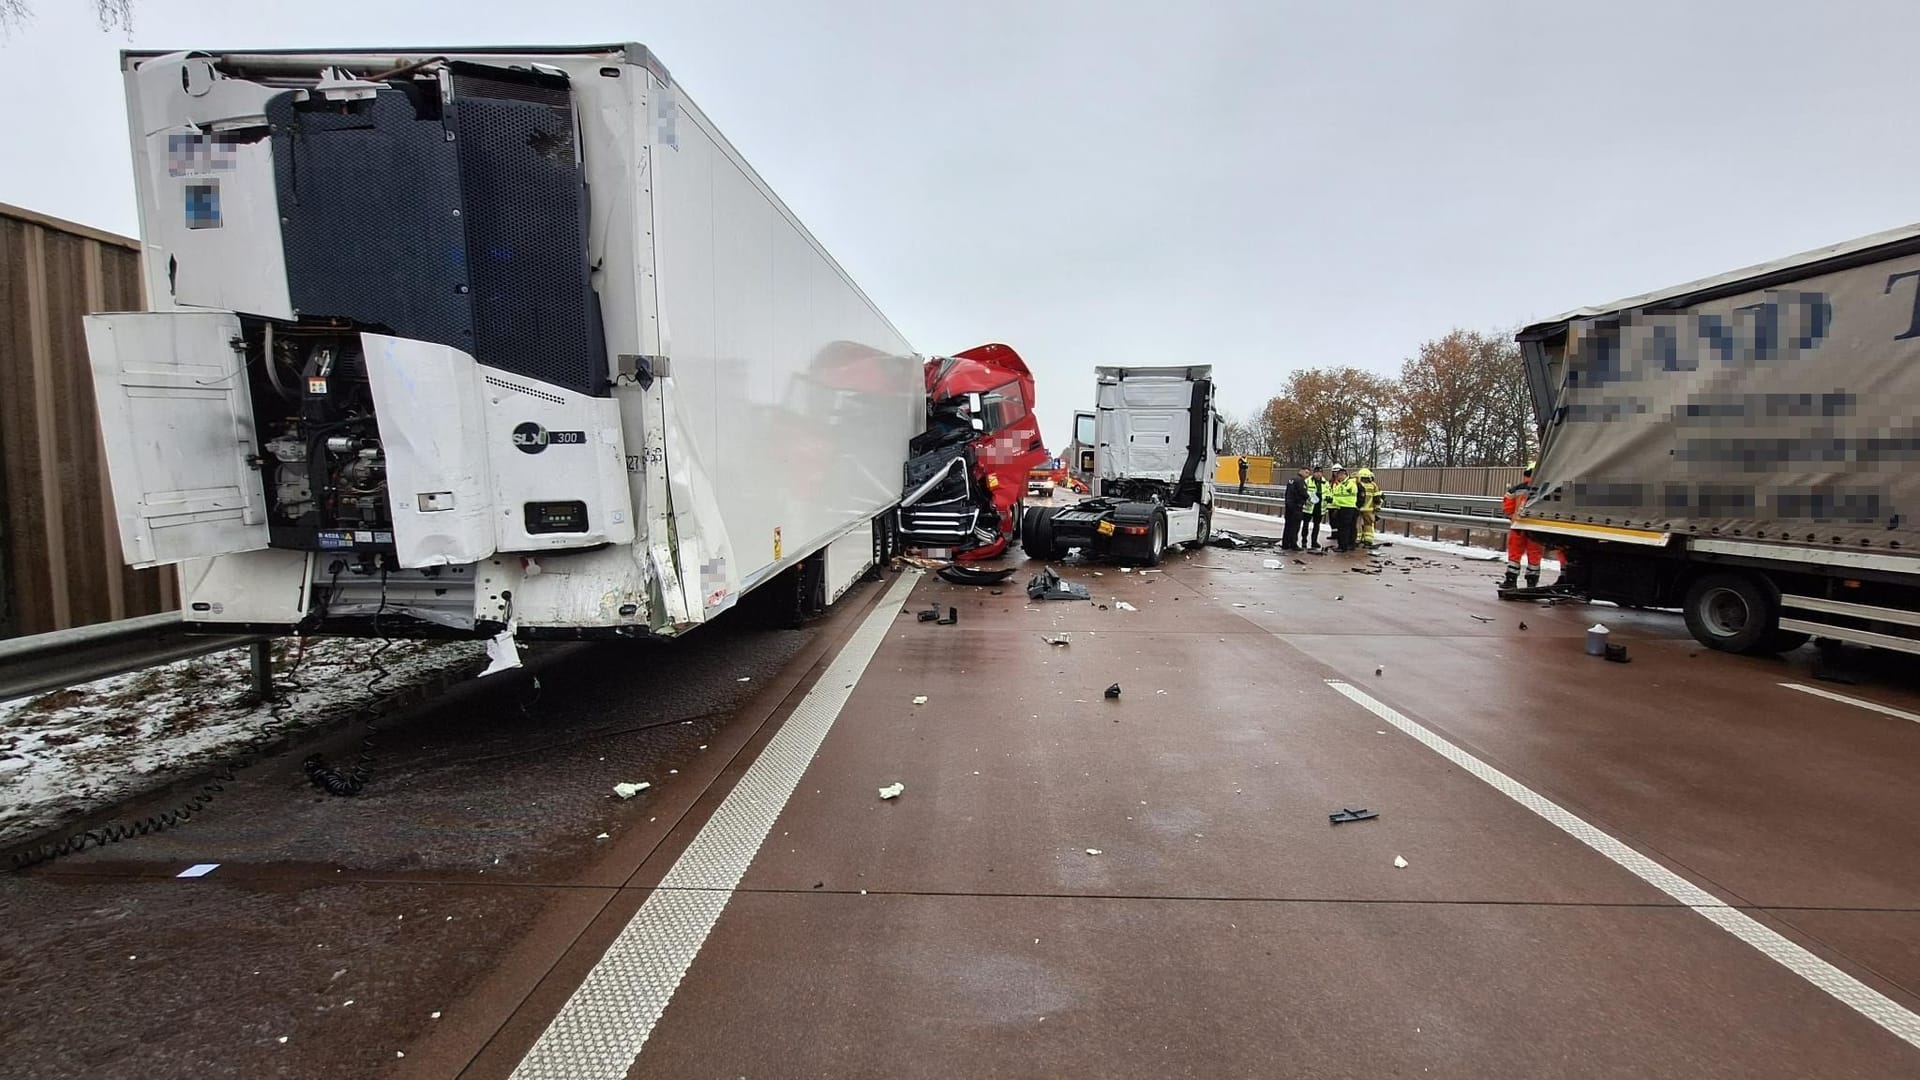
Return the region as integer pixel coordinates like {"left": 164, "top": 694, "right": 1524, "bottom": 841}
{"left": 1517, "top": 223, "right": 1920, "bottom": 655}
{"left": 85, "top": 44, "right": 922, "bottom": 641}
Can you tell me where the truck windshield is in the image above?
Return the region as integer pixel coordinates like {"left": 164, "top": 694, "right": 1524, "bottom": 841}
{"left": 978, "top": 380, "right": 1030, "bottom": 433}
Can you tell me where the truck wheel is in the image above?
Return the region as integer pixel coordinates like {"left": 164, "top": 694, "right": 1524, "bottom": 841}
{"left": 1142, "top": 511, "right": 1167, "bottom": 566}
{"left": 1187, "top": 506, "right": 1212, "bottom": 549}
{"left": 1683, "top": 573, "right": 1775, "bottom": 654}
{"left": 1020, "top": 506, "right": 1055, "bottom": 561}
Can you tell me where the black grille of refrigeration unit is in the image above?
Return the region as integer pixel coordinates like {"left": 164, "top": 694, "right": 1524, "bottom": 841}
{"left": 268, "top": 64, "right": 606, "bottom": 396}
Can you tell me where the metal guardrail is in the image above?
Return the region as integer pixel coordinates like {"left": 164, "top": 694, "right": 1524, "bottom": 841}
{"left": 1213, "top": 489, "right": 1509, "bottom": 531}
{"left": 0, "top": 612, "right": 272, "bottom": 703}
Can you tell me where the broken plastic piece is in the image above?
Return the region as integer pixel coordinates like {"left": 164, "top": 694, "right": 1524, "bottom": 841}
{"left": 1104, "top": 683, "right": 1122, "bottom": 699}
{"left": 1262, "top": 559, "right": 1282, "bottom": 569}
{"left": 917, "top": 607, "right": 940, "bottom": 622}
{"left": 878, "top": 782, "right": 905, "bottom": 800}
{"left": 1085, "top": 848, "right": 1103, "bottom": 855}
{"left": 613, "top": 782, "right": 652, "bottom": 800}
{"left": 1115, "top": 601, "right": 1138, "bottom": 612}
{"left": 1392, "top": 855, "right": 1409, "bottom": 869}
{"left": 1041, "top": 634, "right": 1071, "bottom": 646}
{"left": 912, "top": 695, "right": 929, "bottom": 705}
{"left": 1329, "top": 808, "right": 1378, "bottom": 825}
{"left": 1604, "top": 643, "right": 1631, "bottom": 663}
{"left": 1028, "top": 567, "right": 1091, "bottom": 601}
{"left": 937, "top": 606, "right": 959, "bottom": 625}
{"left": 938, "top": 565, "right": 1016, "bottom": 586}
{"left": 480, "top": 622, "right": 522, "bottom": 676}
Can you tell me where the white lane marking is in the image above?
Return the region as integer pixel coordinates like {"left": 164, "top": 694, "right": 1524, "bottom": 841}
{"left": 1325, "top": 679, "right": 1920, "bottom": 1051}
{"left": 1781, "top": 683, "right": 1920, "bottom": 726}
{"left": 512, "top": 571, "right": 920, "bottom": 1080}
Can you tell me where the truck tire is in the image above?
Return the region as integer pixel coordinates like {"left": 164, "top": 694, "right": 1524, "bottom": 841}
{"left": 1683, "top": 573, "right": 1776, "bottom": 655}
{"left": 1020, "top": 505, "right": 1055, "bottom": 561}
{"left": 1187, "top": 506, "right": 1212, "bottom": 549}
{"left": 1142, "top": 510, "right": 1167, "bottom": 566}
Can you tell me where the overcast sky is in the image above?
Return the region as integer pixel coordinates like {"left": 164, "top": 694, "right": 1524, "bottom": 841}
{"left": 5, "top": 0, "right": 1918, "bottom": 448}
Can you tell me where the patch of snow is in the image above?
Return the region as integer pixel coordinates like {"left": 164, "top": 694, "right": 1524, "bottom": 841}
{"left": 0, "top": 637, "right": 483, "bottom": 846}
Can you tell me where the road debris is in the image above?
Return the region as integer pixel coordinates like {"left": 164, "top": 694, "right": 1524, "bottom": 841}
{"left": 1115, "top": 601, "right": 1139, "bottom": 612}
{"left": 595, "top": 832, "right": 610, "bottom": 840}
{"left": 1604, "top": 643, "right": 1632, "bottom": 664}
{"left": 912, "top": 696, "right": 929, "bottom": 705}
{"left": 1374, "top": 666, "right": 1384, "bottom": 676}
{"left": 1041, "top": 634, "right": 1071, "bottom": 647}
{"left": 1104, "top": 683, "right": 1122, "bottom": 699}
{"left": 1262, "top": 558, "right": 1283, "bottom": 569}
{"left": 1518, "top": 621, "right": 1528, "bottom": 630}
{"left": 878, "top": 782, "right": 905, "bottom": 800}
{"left": 1468, "top": 614, "right": 1492, "bottom": 623}
{"left": 1329, "top": 808, "right": 1378, "bottom": 825}
{"left": 1393, "top": 855, "right": 1409, "bottom": 869}
{"left": 1028, "top": 567, "right": 1091, "bottom": 601}
{"left": 1085, "top": 848, "right": 1103, "bottom": 855}
{"left": 938, "top": 565, "right": 1015, "bottom": 586}
{"left": 612, "top": 782, "right": 651, "bottom": 800}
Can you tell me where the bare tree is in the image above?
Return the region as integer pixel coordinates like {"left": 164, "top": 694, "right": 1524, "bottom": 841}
{"left": 1393, "top": 329, "right": 1534, "bottom": 467}
{"left": 0, "top": 1, "right": 132, "bottom": 32}
{"left": 1259, "top": 367, "right": 1396, "bottom": 470}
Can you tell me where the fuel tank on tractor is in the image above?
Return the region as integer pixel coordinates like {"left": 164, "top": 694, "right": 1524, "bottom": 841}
{"left": 896, "top": 343, "right": 1047, "bottom": 561}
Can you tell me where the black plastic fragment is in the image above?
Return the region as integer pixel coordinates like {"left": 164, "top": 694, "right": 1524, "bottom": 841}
{"left": 1104, "top": 683, "right": 1122, "bottom": 699}
{"left": 1028, "top": 566, "right": 1091, "bottom": 601}
{"left": 939, "top": 565, "right": 1017, "bottom": 586}
{"left": 1329, "top": 808, "right": 1378, "bottom": 825}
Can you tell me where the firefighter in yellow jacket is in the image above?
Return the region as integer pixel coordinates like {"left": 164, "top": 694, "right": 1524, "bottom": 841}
{"left": 1355, "top": 468, "right": 1384, "bottom": 547}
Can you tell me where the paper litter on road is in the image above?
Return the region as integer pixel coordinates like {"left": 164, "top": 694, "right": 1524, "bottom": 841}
{"left": 613, "top": 782, "right": 651, "bottom": 800}
{"left": 1262, "top": 559, "right": 1282, "bottom": 569}
{"left": 1085, "top": 848, "right": 1103, "bottom": 855}
{"left": 1115, "top": 601, "right": 1138, "bottom": 612}
{"left": 480, "top": 621, "right": 522, "bottom": 676}
{"left": 878, "top": 782, "right": 905, "bottom": 800}
{"left": 912, "top": 695, "right": 928, "bottom": 705}
{"left": 1393, "top": 855, "right": 1409, "bottom": 868}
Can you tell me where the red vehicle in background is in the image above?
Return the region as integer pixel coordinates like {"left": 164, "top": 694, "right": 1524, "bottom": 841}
{"left": 896, "top": 343, "right": 1047, "bottom": 562}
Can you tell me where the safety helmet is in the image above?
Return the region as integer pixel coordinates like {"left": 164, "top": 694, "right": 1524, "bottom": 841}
{"left": 1356, "top": 467, "right": 1373, "bottom": 478}
{"left": 1330, "top": 463, "right": 1345, "bottom": 473}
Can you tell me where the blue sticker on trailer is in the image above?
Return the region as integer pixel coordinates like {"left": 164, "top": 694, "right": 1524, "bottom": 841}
{"left": 184, "top": 181, "right": 221, "bottom": 229}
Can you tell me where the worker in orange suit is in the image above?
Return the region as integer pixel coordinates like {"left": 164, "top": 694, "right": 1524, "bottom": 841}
{"left": 1501, "top": 462, "right": 1545, "bottom": 589}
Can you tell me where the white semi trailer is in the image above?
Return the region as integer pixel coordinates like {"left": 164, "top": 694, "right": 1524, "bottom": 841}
{"left": 84, "top": 44, "right": 921, "bottom": 642}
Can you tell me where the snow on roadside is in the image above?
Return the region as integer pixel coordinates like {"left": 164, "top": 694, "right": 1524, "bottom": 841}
{"left": 0, "top": 637, "right": 484, "bottom": 847}
{"left": 1213, "top": 507, "right": 1561, "bottom": 570}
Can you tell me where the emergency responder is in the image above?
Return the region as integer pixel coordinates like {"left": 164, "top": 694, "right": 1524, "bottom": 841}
{"left": 1237, "top": 456, "right": 1249, "bottom": 493}
{"left": 1355, "top": 467, "right": 1383, "bottom": 547}
{"left": 1282, "top": 466, "right": 1310, "bottom": 550}
{"left": 1501, "top": 462, "right": 1545, "bottom": 589}
{"left": 1327, "top": 465, "right": 1360, "bottom": 552}
{"left": 1305, "top": 465, "right": 1328, "bottom": 549}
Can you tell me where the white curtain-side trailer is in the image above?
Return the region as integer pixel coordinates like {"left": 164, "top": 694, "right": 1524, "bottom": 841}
{"left": 84, "top": 44, "right": 922, "bottom": 643}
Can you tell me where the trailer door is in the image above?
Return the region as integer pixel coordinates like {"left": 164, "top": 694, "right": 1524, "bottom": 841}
{"left": 83, "top": 311, "right": 271, "bottom": 568}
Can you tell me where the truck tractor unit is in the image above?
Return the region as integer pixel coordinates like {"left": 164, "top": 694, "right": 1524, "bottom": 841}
{"left": 1518, "top": 223, "right": 1920, "bottom": 656}
{"left": 897, "top": 344, "right": 1046, "bottom": 562}
{"left": 84, "top": 44, "right": 921, "bottom": 641}
{"left": 1021, "top": 366, "right": 1220, "bottom": 565}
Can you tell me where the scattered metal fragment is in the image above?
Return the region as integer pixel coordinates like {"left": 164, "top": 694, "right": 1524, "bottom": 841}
{"left": 1041, "top": 634, "right": 1071, "bottom": 646}
{"left": 1104, "top": 683, "right": 1122, "bottom": 699}
{"left": 1328, "top": 808, "right": 1378, "bottom": 825}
